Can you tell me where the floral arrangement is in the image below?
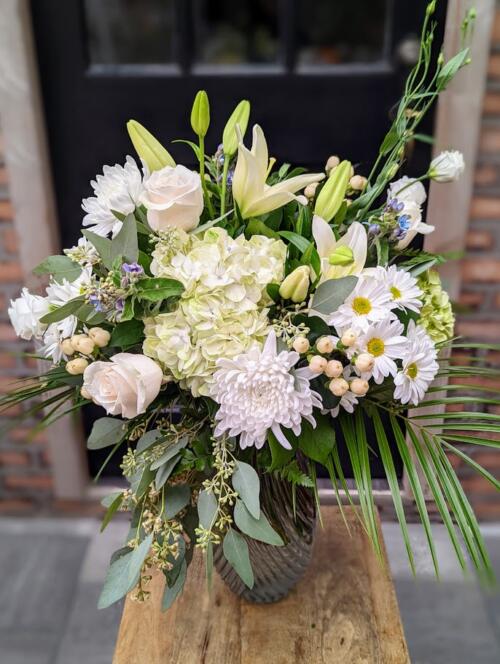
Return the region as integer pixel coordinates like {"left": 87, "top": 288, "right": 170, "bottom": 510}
{"left": 3, "top": 3, "right": 500, "bottom": 609}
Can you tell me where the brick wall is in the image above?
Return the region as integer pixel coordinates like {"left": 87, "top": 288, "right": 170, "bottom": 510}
{"left": 0, "top": 129, "right": 54, "bottom": 513}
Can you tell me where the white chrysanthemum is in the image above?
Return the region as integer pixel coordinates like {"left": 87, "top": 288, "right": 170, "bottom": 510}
{"left": 394, "top": 321, "right": 439, "bottom": 405}
{"left": 211, "top": 331, "right": 322, "bottom": 450}
{"left": 355, "top": 317, "right": 406, "bottom": 384}
{"left": 368, "top": 265, "right": 422, "bottom": 313}
{"left": 8, "top": 288, "right": 49, "bottom": 340}
{"left": 328, "top": 275, "right": 392, "bottom": 332}
{"left": 82, "top": 156, "right": 143, "bottom": 237}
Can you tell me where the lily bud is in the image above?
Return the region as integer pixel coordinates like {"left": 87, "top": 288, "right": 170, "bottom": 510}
{"left": 127, "top": 120, "right": 175, "bottom": 171}
{"left": 314, "top": 160, "right": 352, "bottom": 222}
{"left": 279, "top": 265, "right": 310, "bottom": 303}
{"left": 66, "top": 358, "right": 89, "bottom": 375}
{"left": 292, "top": 336, "right": 310, "bottom": 354}
{"left": 223, "top": 99, "right": 251, "bottom": 156}
{"left": 329, "top": 377, "right": 349, "bottom": 397}
{"left": 328, "top": 245, "right": 354, "bottom": 267}
{"left": 190, "top": 90, "right": 210, "bottom": 138}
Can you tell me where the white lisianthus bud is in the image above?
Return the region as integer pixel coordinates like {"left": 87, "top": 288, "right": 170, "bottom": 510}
{"left": 429, "top": 150, "right": 465, "bottom": 182}
{"left": 349, "top": 175, "right": 367, "bottom": 191}
{"left": 80, "top": 386, "right": 91, "bottom": 400}
{"left": 329, "top": 377, "right": 349, "bottom": 396}
{"left": 325, "top": 360, "right": 344, "bottom": 379}
{"left": 341, "top": 329, "right": 358, "bottom": 347}
{"left": 355, "top": 352, "right": 375, "bottom": 373}
{"left": 88, "top": 327, "right": 111, "bottom": 348}
{"left": 66, "top": 358, "right": 89, "bottom": 375}
{"left": 350, "top": 378, "right": 369, "bottom": 396}
{"left": 73, "top": 336, "right": 95, "bottom": 355}
{"left": 61, "top": 339, "right": 75, "bottom": 356}
{"left": 316, "top": 336, "right": 335, "bottom": 354}
{"left": 309, "top": 355, "right": 328, "bottom": 374}
{"left": 292, "top": 336, "right": 310, "bottom": 354}
{"left": 304, "top": 182, "right": 319, "bottom": 199}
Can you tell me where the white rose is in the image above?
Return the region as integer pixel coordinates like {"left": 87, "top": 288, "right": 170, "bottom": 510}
{"left": 8, "top": 288, "right": 50, "bottom": 340}
{"left": 387, "top": 176, "right": 427, "bottom": 206}
{"left": 429, "top": 150, "right": 465, "bottom": 182}
{"left": 140, "top": 164, "right": 203, "bottom": 232}
{"left": 83, "top": 353, "right": 163, "bottom": 419}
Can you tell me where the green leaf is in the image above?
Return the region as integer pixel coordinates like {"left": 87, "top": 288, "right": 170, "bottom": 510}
{"left": 162, "top": 559, "right": 187, "bottom": 611}
{"left": 267, "top": 431, "right": 295, "bottom": 471}
{"left": 300, "top": 242, "right": 321, "bottom": 277}
{"left": 164, "top": 485, "right": 190, "bottom": 519}
{"left": 150, "top": 437, "right": 188, "bottom": 470}
{"left": 87, "top": 417, "right": 126, "bottom": 449}
{"left": 130, "top": 465, "right": 154, "bottom": 499}
{"left": 155, "top": 454, "right": 180, "bottom": 491}
{"left": 266, "top": 283, "right": 280, "bottom": 302}
{"left": 97, "top": 534, "right": 153, "bottom": 609}
{"left": 39, "top": 297, "right": 85, "bottom": 325}
{"left": 136, "top": 277, "right": 184, "bottom": 302}
{"left": 222, "top": 528, "right": 254, "bottom": 588}
{"left": 232, "top": 461, "right": 260, "bottom": 519}
{"left": 136, "top": 429, "right": 164, "bottom": 453}
{"left": 234, "top": 499, "right": 284, "bottom": 545}
{"left": 100, "top": 492, "right": 124, "bottom": 532}
{"left": 296, "top": 414, "right": 335, "bottom": 465}
{"left": 198, "top": 489, "right": 218, "bottom": 529}
{"left": 110, "top": 319, "right": 144, "bottom": 349}
{"left": 438, "top": 48, "right": 470, "bottom": 89}
{"left": 245, "top": 218, "right": 280, "bottom": 239}
{"left": 278, "top": 230, "right": 310, "bottom": 253}
{"left": 33, "top": 255, "right": 82, "bottom": 283}
{"left": 111, "top": 214, "right": 139, "bottom": 264}
{"left": 101, "top": 490, "right": 122, "bottom": 508}
{"left": 310, "top": 276, "right": 357, "bottom": 316}
{"left": 82, "top": 230, "right": 113, "bottom": 269}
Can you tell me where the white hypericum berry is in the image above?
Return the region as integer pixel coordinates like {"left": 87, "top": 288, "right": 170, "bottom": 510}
{"left": 66, "top": 358, "right": 89, "bottom": 375}
{"left": 304, "top": 182, "right": 319, "bottom": 199}
{"left": 316, "top": 336, "right": 335, "bottom": 354}
{"left": 292, "top": 336, "right": 310, "bottom": 354}
{"left": 88, "top": 327, "right": 111, "bottom": 348}
{"left": 355, "top": 352, "right": 375, "bottom": 372}
{"left": 61, "top": 339, "right": 75, "bottom": 356}
{"left": 341, "top": 329, "right": 358, "bottom": 347}
{"left": 309, "top": 355, "right": 328, "bottom": 374}
{"left": 73, "top": 336, "right": 95, "bottom": 355}
{"left": 325, "top": 155, "right": 340, "bottom": 173}
{"left": 325, "top": 360, "right": 344, "bottom": 378}
{"left": 350, "top": 175, "right": 367, "bottom": 191}
{"left": 329, "top": 377, "right": 349, "bottom": 397}
{"left": 350, "top": 377, "right": 369, "bottom": 396}
{"left": 80, "top": 386, "right": 91, "bottom": 399}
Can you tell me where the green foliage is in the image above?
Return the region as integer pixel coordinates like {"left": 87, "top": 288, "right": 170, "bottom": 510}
{"left": 87, "top": 417, "right": 127, "bottom": 450}
{"left": 232, "top": 461, "right": 260, "bottom": 519}
{"left": 39, "top": 297, "right": 85, "bottom": 325}
{"left": 135, "top": 277, "right": 184, "bottom": 302}
{"left": 111, "top": 214, "right": 139, "bottom": 264}
{"left": 276, "top": 461, "right": 314, "bottom": 488}
{"left": 162, "top": 560, "right": 187, "bottom": 611}
{"left": 222, "top": 528, "right": 254, "bottom": 588}
{"left": 310, "top": 276, "right": 357, "bottom": 316}
{"left": 163, "top": 485, "right": 191, "bottom": 519}
{"left": 109, "top": 319, "right": 144, "bottom": 349}
{"left": 33, "top": 255, "right": 82, "bottom": 283}
{"left": 234, "top": 499, "right": 284, "bottom": 546}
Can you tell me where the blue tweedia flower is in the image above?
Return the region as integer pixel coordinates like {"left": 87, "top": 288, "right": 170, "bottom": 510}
{"left": 388, "top": 198, "right": 404, "bottom": 213}
{"left": 89, "top": 294, "right": 104, "bottom": 312}
{"left": 122, "top": 262, "right": 143, "bottom": 274}
{"left": 398, "top": 214, "right": 411, "bottom": 232}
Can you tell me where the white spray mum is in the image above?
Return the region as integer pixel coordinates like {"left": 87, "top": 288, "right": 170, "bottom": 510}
{"left": 394, "top": 321, "right": 439, "bottom": 405}
{"left": 211, "top": 331, "right": 322, "bottom": 450}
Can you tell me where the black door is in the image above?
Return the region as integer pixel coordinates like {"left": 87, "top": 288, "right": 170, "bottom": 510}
{"left": 30, "top": 0, "right": 446, "bottom": 477}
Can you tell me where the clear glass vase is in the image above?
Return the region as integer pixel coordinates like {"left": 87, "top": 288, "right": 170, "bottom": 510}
{"left": 213, "top": 472, "right": 316, "bottom": 603}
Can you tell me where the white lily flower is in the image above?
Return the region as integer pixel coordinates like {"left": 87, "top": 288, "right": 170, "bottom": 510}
{"left": 312, "top": 215, "right": 367, "bottom": 282}
{"left": 232, "top": 125, "right": 324, "bottom": 219}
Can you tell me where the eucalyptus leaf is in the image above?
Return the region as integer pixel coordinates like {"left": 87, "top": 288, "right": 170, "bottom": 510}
{"left": 33, "top": 255, "right": 82, "bottom": 283}
{"left": 39, "top": 297, "right": 85, "bottom": 325}
{"left": 222, "top": 528, "right": 254, "bottom": 588}
{"left": 198, "top": 489, "right": 218, "bottom": 529}
{"left": 150, "top": 437, "right": 188, "bottom": 470}
{"left": 82, "top": 230, "right": 113, "bottom": 269}
{"left": 310, "top": 276, "right": 357, "bottom": 316}
{"left": 101, "top": 491, "right": 123, "bottom": 508}
{"left": 164, "top": 485, "right": 191, "bottom": 519}
{"left": 111, "top": 214, "right": 139, "bottom": 263}
{"left": 232, "top": 461, "right": 260, "bottom": 519}
{"left": 100, "top": 492, "right": 124, "bottom": 532}
{"left": 87, "top": 417, "right": 126, "bottom": 450}
{"left": 234, "top": 499, "right": 284, "bottom": 546}
{"left": 155, "top": 454, "right": 180, "bottom": 490}
{"left": 136, "top": 429, "right": 163, "bottom": 453}
{"left": 162, "top": 559, "right": 187, "bottom": 611}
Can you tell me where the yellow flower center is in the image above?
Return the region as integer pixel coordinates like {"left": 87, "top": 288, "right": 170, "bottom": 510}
{"left": 352, "top": 296, "right": 372, "bottom": 315}
{"left": 390, "top": 286, "right": 402, "bottom": 300}
{"left": 406, "top": 362, "right": 418, "bottom": 379}
{"left": 367, "top": 337, "right": 385, "bottom": 357}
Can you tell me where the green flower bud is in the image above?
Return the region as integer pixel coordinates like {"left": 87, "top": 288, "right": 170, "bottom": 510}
{"left": 279, "top": 265, "right": 310, "bottom": 303}
{"left": 127, "top": 120, "right": 175, "bottom": 171}
{"left": 328, "top": 245, "right": 354, "bottom": 267}
{"left": 190, "top": 90, "right": 210, "bottom": 138}
{"left": 314, "top": 160, "right": 352, "bottom": 222}
{"left": 223, "top": 99, "right": 250, "bottom": 156}
{"left": 417, "top": 270, "right": 455, "bottom": 343}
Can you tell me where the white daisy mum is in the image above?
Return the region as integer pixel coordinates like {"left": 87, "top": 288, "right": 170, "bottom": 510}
{"left": 394, "top": 321, "right": 439, "bottom": 405}
{"left": 355, "top": 317, "right": 406, "bottom": 384}
{"left": 82, "top": 155, "right": 144, "bottom": 237}
{"left": 328, "top": 275, "right": 392, "bottom": 332}
{"left": 211, "top": 331, "right": 322, "bottom": 450}
{"left": 369, "top": 265, "right": 423, "bottom": 313}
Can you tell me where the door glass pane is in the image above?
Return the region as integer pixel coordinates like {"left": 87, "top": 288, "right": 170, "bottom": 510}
{"left": 83, "top": 0, "right": 174, "bottom": 65}
{"left": 194, "top": 0, "right": 279, "bottom": 67}
{"left": 297, "top": 0, "right": 388, "bottom": 67}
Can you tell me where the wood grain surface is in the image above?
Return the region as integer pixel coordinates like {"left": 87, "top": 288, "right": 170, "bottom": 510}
{"left": 113, "top": 506, "right": 409, "bottom": 664}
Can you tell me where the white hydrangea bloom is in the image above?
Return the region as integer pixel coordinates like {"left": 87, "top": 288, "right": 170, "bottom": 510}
{"left": 82, "top": 155, "right": 144, "bottom": 237}
{"left": 144, "top": 227, "right": 286, "bottom": 396}
{"left": 394, "top": 321, "right": 439, "bottom": 405}
{"left": 211, "top": 331, "right": 322, "bottom": 449}
{"left": 8, "top": 288, "right": 49, "bottom": 340}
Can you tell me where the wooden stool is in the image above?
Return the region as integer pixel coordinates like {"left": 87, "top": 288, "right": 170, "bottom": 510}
{"left": 113, "top": 506, "right": 409, "bottom": 663}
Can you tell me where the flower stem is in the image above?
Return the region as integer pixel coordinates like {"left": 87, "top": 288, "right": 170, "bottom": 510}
{"left": 220, "top": 157, "right": 230, "bottom": 217}
{"left": 199, "top": 136, "right": 215, "bottom": 219}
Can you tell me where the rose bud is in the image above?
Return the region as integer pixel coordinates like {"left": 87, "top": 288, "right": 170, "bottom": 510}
{"left": 349, "top": 175, "right": 367, "bottom": 191}
{"left": 325, "top": 155, "right": 340, "bottom": 173}
{"left": 61, "top": 339, "right": 75, "bottom": 356}
{"left": 304, "top": 182, "right": 319, "bottom": 199}
{"left": 73, "top": 336, "right": 95, "bottom": 355}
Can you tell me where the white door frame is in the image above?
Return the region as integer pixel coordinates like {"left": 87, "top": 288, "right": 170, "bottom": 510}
{"left": 0, "top": 0, "right": 494, "bottom": 500}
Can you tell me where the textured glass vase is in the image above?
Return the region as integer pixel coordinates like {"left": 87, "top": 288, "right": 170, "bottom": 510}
{"left": 214, "top": 472, "right": 316, "bottom": 603}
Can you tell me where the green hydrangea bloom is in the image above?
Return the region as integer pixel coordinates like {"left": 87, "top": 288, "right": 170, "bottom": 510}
{"left": 418, "top": 269, "right": 455, "bottom": 343}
